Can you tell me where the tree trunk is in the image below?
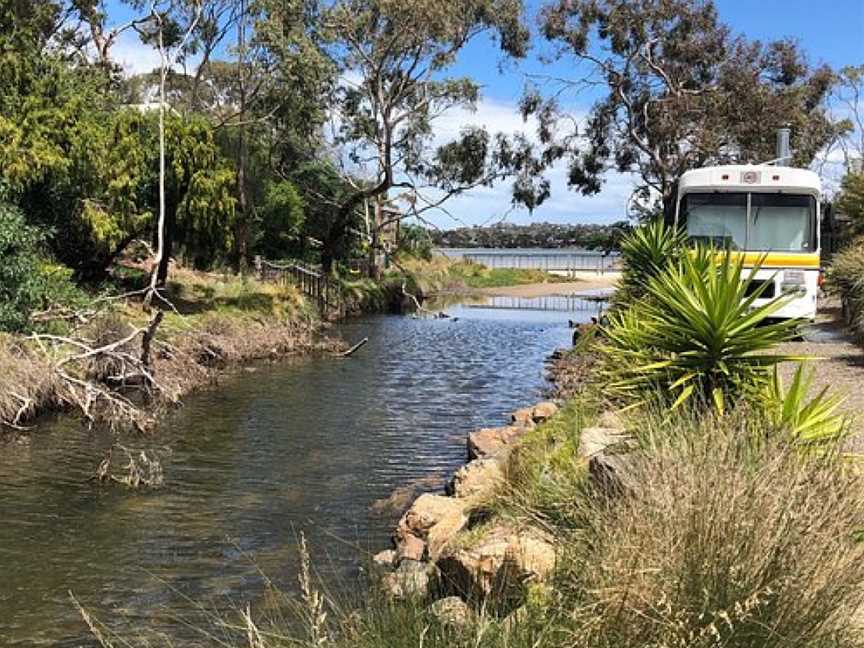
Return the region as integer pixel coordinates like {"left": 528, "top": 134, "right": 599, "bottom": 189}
{"left": 155, "top": 203, "right": 176, "bottom": 287}
{"left": 662, "top": 180, "right": 679, "bottom": 227}
{"left": 233, "top": 0, "right": 250, "bottom": 273}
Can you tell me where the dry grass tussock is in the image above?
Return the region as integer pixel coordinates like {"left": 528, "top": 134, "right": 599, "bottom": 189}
{"left": 556, "top": 415, "right": 864, "bottom": 648}
{"left": 0, "top": 333, "right": 63, "bottom": 428}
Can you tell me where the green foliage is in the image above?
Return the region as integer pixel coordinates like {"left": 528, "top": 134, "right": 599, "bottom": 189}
{"left": 558, "top": 418, "right": 864, "bottom": 648}
{"left": 762, "top": 364, "right": 849, "bottom": 447}
{"left": 254, "top": 180, "right": 306, "bottom": 259}
{"left": 836, "top": 172, "right": 864, "bottom": 235}
{"left": 615, "top": 219, "right": 685, "bottom": 305}
{"left": 602, "top": 249, "right": 802, "bottom": 411}
{"left": 0, "top": 202, "right": 47, "bottom": 331}
{"left": 397, "top": 223, "right": 433, "bottom": 260}
{"left": 449, "top": 262, "right": 568, "bottom": 289}
{"left": 0, "top": 202, "right": 85, "bottom": 332}
{"left": 529, "top": 0, "right": 845, "bottom": 215}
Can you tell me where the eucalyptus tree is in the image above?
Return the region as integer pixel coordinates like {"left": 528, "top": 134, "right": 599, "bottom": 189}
{"left": 525, "top": 0, "right": 843, "bottom": 219}
{"left": 310, "top": 0, "right": 546, "bottom": 273}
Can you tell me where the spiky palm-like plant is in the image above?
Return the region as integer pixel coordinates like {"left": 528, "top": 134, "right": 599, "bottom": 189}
{"left": 603, "top": 248, "right": 806, "bottom": 412}
{"left": 614, "top": 219, "right": 686, "bottom": 306}
{"left": 763, "top": 364, "right": 850, "bottom": 447}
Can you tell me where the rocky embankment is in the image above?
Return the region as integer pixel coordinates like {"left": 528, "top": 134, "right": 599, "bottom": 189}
{"left": 371, "top": 397, "right": 627, "bottom": 628}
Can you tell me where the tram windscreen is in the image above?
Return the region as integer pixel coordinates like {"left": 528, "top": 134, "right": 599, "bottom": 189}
{"left": 680, "top": 193, "right": 747, "bottom": 249}
{"left": 680, "top": 193, "right": 816, "bottom": 251}
{"left": 749, "top": 194, "right": 816, "bottom": 251}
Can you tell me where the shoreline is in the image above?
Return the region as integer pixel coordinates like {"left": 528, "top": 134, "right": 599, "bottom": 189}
{"left": 476, "top": 274, "right": 618, "bottom": 298}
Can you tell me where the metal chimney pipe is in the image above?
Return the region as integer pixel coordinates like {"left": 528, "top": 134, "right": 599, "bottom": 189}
{"left": 776, "top": 128, "right": 791, "bottom": 166}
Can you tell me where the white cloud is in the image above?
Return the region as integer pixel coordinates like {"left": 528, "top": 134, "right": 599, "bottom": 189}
{"left": 111, "top": 30, "right": 162, "bottom": 76}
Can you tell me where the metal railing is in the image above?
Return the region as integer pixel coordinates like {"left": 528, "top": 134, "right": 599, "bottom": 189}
{"left": 442, "top": 249, "right": 622, "bottom": 274}
{"left": 254, "top": 256, "right": 344, "bottom": 318}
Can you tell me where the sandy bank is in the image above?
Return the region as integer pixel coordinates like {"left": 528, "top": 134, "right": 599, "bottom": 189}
{"left": 478, "top": 272, "right": 618, "bottom": 298}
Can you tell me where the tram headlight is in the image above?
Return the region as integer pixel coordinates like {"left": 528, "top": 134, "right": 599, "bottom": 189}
{"left": 781, "top": 270, "right": 806, "bottom": 294}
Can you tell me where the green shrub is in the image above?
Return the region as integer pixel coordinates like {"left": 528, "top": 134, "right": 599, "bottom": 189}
{"left": 602, "top": 248, "right": 803, "bottom": 411}
{"left": 0, "top": 203, "right": 50, "bottom": 332}
{"left": 828, "top": 236, "right": 864, "bottom": 343}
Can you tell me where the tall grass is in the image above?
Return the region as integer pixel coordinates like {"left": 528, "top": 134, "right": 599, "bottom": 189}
{"left": 829, "top": 236, "right": 864, "bottom": 343}
{"left": 554, "top": 414, "right": 864, "bottom": 648}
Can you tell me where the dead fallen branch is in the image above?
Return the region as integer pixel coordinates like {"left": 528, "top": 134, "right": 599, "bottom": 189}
{"left": 338, "top": 337, "right": 368, "bottom": 357}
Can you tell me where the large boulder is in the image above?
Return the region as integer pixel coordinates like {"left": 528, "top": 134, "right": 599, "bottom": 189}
{"left": 579, "top": 426, "right": 636, "bottom": 493}
{"left": 447, "top": 458, "right": 505, "bottom": 499}
{"left": 530, "top": 401, "right": 558, "bottom": 423}
{"left": 467, "top": 426, "right": 526, "bottom": 460}
{"left": 396, "top": 531, "right": 426, "bottom": 562}
{"left": 510, "top": 408, "right": 536, "bottom": 427}
{"left": 396, "top": 494, "right": 469, "bottom": 561}
{"left": 398, "top": 494, "right": 467, "bottom": 537}
{"left": 436, "top": 525, "right": 556, "bottom": 613}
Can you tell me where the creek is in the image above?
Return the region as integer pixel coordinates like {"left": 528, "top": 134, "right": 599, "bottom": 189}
{"left": 0, "top": 297, "right": 601, "bottom": 646}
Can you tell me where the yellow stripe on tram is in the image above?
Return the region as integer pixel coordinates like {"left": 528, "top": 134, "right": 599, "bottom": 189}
{"left": 724, "top": 252, "right": 821, "bottom": 269}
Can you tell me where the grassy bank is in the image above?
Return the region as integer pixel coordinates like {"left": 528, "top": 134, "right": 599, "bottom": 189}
{"left": 0, "top": 265, "right": 334, "bottom": 434}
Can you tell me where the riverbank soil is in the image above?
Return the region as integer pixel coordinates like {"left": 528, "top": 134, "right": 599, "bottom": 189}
{"left": 478, "top": 272, "right": 619, "bottom": 298}
{"left": 0, "top": 264, "right": 336, "bottom": 433}
{"left": 778, "top": 297, "right": 864, "bottom": 449}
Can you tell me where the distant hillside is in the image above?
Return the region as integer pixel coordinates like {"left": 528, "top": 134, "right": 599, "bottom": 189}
{"left": 429, "top": 221, "right": 630, "bottom": 250}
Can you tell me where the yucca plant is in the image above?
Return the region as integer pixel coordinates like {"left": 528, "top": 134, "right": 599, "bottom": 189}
{"left": 602, "top": 248, "right": 807, "bottom": 412}
{"left": 614, "top": 219, "right": 686, "bottom": 306}
{"left": 762, "top": 363, "right": 850, "bottom": 447}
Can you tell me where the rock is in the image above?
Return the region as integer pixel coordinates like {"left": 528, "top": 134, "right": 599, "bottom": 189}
{"left": 396, "top": 494, "right": 469, "bottom": 561}
{"left": 467, "top": 426, "right": 526, "bottom": 460}
{"left": 398, "top": 494, "right": 467, "bottom": 537}
{"left": 396, "top": 532, "right": 427, "bottom": 562}
{"left": 530, "top": 401, "right": 558, "bottom": 423}
{"left": 372, "top": 549, "right": 397, "bottom": 568}
{"left": 579, "top": 427, "right": 636, "bottom": 493}
{"left": 447, "top": 458, "right": 505, "bottom": 499}
{"left": 596, "top": 409, "right": 626, "bottom": 430}
{"left": 578, "top": 426, "right": 630, "bottom": 459}
{"left": 510, "top": 408, "right": 535, "bottom": 427}
{"left": 429, "top": 596, "right": 473, "bottom": 630}
{"left": 426, "top": 507, "right": 470, "bottom": 560}
{"left": 381, "top": 559, "right": 432, "bottom": 599}
{"left": 436, "top": 525, "right": 557, "bottom": 613}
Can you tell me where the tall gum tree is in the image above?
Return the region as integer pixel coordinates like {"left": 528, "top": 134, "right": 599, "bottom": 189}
{"left": 525, "top": 0, "right": 845, "bottom": 220}
{"left": 313, "top": 0, "right": 548, "bottom": 273}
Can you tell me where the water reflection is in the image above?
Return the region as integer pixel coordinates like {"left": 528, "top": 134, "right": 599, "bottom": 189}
{"left": 0, "top": 300, "right": 599, "bottom": 645}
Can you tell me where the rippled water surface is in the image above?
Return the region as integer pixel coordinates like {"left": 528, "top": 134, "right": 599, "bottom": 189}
{"left": 0, "top": 301, "right": 598, "bottom": 645}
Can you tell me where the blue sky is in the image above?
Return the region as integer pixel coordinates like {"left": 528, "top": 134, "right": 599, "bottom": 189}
{"left": 107, "top": 0, "right": 864, "bottom": 228}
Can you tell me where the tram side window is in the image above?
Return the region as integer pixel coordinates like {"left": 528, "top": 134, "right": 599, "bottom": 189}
{"left": 749, "top": 194, "right": 815, "bottom": 251}
{"left": 682, "top": 193, "right": 747, "bottom": 250}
